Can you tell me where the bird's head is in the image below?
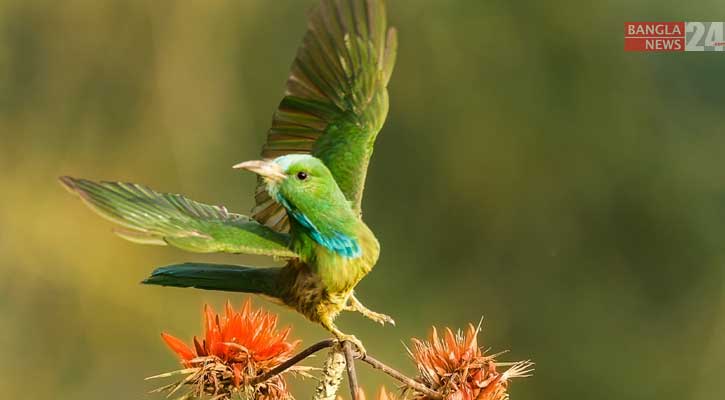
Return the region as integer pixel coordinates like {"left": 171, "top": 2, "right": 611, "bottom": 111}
{"left": 234, "top": 154, "right": 351, "bottom": 218}
{"left": 234, "top": 154, "right": 361, "bottom": 257}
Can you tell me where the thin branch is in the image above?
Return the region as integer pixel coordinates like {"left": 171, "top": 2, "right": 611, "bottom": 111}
{"left": 358, "top": 353, "right": 443, "bottom": 399}
{"left": 249, "top": 338, "right": 336, "bottom": 385}
{"left": 342, "top": 341, "right": 361, "bottom": 400}
{"left": 244, "top": 337, "right": 444, "bottom": 400}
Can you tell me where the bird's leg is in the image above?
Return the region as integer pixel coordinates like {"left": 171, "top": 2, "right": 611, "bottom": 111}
{"left": 345, "top": 293, "right": 395, "bottom": 326}
{"left": 320, "top": 315, "right": 366, "bottom": 355}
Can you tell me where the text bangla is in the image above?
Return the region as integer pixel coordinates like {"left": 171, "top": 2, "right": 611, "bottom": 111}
{"left": 627, "top": 24, "right": 682, "bottom": 36}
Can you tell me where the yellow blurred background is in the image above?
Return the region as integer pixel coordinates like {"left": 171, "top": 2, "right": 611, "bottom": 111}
{"left": 2, "top": 0, "right": 725, "bottom": 399}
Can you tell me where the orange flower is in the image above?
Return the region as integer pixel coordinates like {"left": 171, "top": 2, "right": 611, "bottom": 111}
{"left": 408, "top": 323, "right": 533, "bottom": 400}
{"left": 370, "top": 387, "right": 398, "bottom": 400}
{"left": 155, "top": 299, "right": 301, "bottom": 399}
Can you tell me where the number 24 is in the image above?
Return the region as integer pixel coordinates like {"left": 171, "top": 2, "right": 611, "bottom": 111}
{"left": 686, "top": 22, "right": 724, "bottom": 51}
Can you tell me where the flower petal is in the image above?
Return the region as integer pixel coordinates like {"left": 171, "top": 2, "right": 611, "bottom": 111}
{"left": 160, "top": 332, "right": 196, "bottom": 361}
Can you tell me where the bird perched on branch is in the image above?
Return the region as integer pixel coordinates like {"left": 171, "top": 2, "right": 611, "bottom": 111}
{"left": 60, "top": 0, "right": 397, "bottom": 352}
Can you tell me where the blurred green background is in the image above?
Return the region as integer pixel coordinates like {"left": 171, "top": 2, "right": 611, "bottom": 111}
{"left": 2, "top": 0, "right": 725, "bottom": 399}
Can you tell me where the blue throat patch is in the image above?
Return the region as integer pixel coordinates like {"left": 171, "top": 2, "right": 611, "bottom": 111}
{"left": 275, "top": 195, "right": 361, "bottom": 259}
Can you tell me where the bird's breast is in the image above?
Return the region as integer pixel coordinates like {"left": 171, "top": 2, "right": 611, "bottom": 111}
{"left": 314, "top": 222, "right": 379, "bottom": 293}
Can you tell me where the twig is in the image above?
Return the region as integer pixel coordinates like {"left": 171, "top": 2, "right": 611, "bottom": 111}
{"left": 342, "top": 341, "right": 360, "bottom": 400}
{"left": 249, "top": 339, "right": 336, "bottom": 385}
{"left": 358, "top": 352, "right": 443, "bottom": 399}
{"left": 242, "top": 336, "right": 443, "bottom": 399}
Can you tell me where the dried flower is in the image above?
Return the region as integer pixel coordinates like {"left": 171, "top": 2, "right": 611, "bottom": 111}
{"left": 152, "top": 299, "right": 301, "bottom": 399}
{"left": 408, "top": 323, "right": 533, "bottom": 400}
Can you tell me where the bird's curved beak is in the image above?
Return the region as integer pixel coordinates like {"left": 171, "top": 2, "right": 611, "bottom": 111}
{"left": 233, "top": 159, "right": 286, "bottom": 182}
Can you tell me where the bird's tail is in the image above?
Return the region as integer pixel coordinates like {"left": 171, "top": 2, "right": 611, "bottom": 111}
{"left": 142, "top": 262, "right": 283, "bottom": 298}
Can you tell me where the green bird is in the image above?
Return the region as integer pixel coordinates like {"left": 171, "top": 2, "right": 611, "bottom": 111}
{"left": 60, "top": 0, "right": 397, "bottom": 352}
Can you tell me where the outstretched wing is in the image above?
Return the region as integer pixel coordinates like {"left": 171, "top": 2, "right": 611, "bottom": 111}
{"left": 253, "top": 0, "right": 397, "bottom": 232}
{"left": 60, "top": 177, "right": 298, "bottom": 258}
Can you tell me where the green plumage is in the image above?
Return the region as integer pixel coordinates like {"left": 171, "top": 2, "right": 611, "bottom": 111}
{"left": 60, "top": 0, "right": 397, "bottom": 350}
{"left": 145, "top": 263, "right": 283, "bottom": 297}
{"left": 254, "top": 0, "right": 397, "bottom": 232}
{"left": 59, "top": 177, "right": 296, "bottom": 258}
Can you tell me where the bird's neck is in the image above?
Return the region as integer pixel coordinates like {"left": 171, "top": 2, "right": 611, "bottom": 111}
{"left": 292, "top": 217, "right": 379, "bottom": 279}
{"left": 288, "top": 211, "right": 367, "bottom": 259}
{"left": 271, "top": 187, "right": 368, "bottom": 260}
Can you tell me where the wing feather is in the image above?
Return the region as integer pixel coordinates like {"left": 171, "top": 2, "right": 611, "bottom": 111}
{"left": 254, "top": 0, "right": 397, "bottom": 232}
{"left": 60, "top": 176, "right": 297, "bottom": 258}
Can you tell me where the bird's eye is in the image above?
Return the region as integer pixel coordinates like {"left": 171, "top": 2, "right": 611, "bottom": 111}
{"left": 296, "top": 171, "right": 308, "bottom": 180}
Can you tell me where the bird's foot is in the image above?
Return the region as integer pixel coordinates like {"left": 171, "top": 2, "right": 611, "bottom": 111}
{"left": 360, "top": 309, "right": 396, "bottom": 326}
{"left": 337, "top": 334, "right": 366, "bottom": 355}
{"left": 346, "top": 294, "right": 396, "bottom": 327}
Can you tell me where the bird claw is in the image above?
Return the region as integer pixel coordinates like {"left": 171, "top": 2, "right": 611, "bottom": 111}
{"left": 347, "top": 295, "right": 395, "bottom": 327}
{"left": 337, "top": 334, "right": 366, "bottom": 355}
{"left": 363, "top": 310, "right": 395, "bottom": 327}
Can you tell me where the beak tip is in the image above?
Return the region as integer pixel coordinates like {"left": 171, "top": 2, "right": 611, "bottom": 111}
{"left": 231, "top": 159, "right": 286, "bottom": 181}
{"left": 232, "top": 160, "right": 255, "bottom": 170}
